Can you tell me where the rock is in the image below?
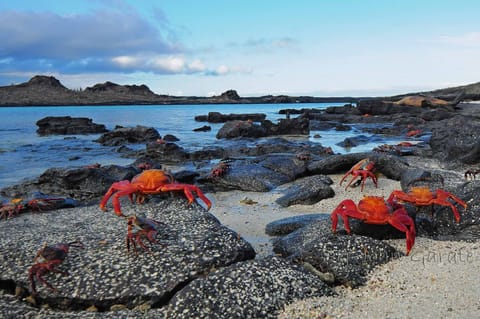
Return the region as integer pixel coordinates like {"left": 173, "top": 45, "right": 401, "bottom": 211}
{"left": 357, "top": 100, "right": 423, "bottom": 115}
{"left": 325, "top": 104, "right": 361, "bottom": 115}
{"left": 275, "top": 175, "right": 335, "bottom": 207}
{"left": 0, "top": 198, "right": 255, "bottom": 311}
{"left": 428, "top": 116, "right": 480, "bottom": 167}
{"left": 95, "top": 125, "right": 161, "bottom": 146}
{"left": 307, "top": 152, "right": 410, "bottom": 180}
{"left": 0, "top": 165, "right": 138, "bottom": 203}
{"left": 166, "top": 256, "right": 333, "bottom": 319}
{"left": 162, "top": 134, "right": 179, "bottom": 142}
{"left": 265, "top": 214, "right": 329, "bottom": 236}
{"left": 395, "top": 95, "right": 451, "bottom": 108}
{"left": 201, "top": 158, "right": 292, "bottom": 192}
{"left": 193, "top": 125, "right": 212, "bottom": 132}
{"left": 36, "top": 116, "right": 108, "bottom": 136}
{"left": 273, "top": 217, "right": 402, "bottom": 287}
{"left": 195, "top": 112, "right": 266, "bottom": 123}
{"left": 145, "top": 141, "right": 189, "bottom": 163}
{"left": 216, "top": 120, "right": 267, "bottom": 138}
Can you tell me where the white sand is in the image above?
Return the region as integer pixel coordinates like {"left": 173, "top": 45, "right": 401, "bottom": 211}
{"left": 207, "top": 174, "right": 480, "bottom": 318}
{"left": 208, "top": 174, "right": 401, "bottom": 257}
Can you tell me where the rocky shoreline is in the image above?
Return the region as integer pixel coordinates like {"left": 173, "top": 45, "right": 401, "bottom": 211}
{"left": 1, "top": 75, "right": 480, "bottom": 106}
{"left": 0, "top": 99, "right": 479, "bottom": 318}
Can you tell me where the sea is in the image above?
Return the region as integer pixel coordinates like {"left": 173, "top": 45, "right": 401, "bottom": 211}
{"left": 0, "top": 103, "right": 404, "bottom": 189}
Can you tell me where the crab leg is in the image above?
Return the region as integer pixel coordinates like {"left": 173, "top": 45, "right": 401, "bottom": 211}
{"left": 388, "top": 211, "right": 416, "bottom": 255}
{"left": 160, "top": 184, "right": 212, "bottom": 210}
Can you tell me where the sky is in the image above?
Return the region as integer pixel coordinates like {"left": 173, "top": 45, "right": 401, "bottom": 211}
{"left": 0, "top": 0, "right": 479, "bottom": 97}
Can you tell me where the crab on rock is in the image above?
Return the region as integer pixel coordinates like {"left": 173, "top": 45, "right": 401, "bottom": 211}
{"left": 28, "top": 240, "right": 84, "bottom": 295}
{"left": 99, "top": 169, "right": 212, "bottom": 217}
{"left": 340, "top": 158, "right": 378, "bottom": 191}
{"left": 387, "top": 187, "right": 467, "bottom": 223}
{"left": 126, "top": 214, "right": 165, "bottom": 256}
{"left": 331, "top": 196, "right": 416, "bottom": 255}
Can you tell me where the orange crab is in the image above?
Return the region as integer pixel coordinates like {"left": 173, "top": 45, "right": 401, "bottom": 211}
{"left": 331, "top": 196, "right": 416, "bottom": 255}
{"left": 100, "top": 169, "right": 212, "bottom": 217}
{"left": 339, "top": 158, "right": 378, "bottom": 191}
{"left": 387, "top": 187, "right": 467, "bottom": 223}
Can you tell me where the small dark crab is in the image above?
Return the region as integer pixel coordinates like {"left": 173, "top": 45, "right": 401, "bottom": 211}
{"left": 126, "top": 214, "right": 166, "bottom": 256}
{"left": 209, "top": 159, "right": 232, "bottom": 179}
{"left": 28, "top": 240, "right": 84, "bottom": 295}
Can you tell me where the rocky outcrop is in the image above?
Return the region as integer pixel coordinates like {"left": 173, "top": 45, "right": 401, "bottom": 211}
{"left": 95, "top": 125, "right": 161, "bottom": 146}
{"left": 36, "top": 116, "right": 107, "bottom": 136}
{"left": 216, "top": 117, "right": 309, "bottom": 139}
{"left": 428, "top": 115, "right": 480, "bottom": 167}
{"left": 194, "top": 112, "right": 266, "bottom": 123}
{"left": 275, "top": 175, "right": 335, "bottom": 207}
{"left": 0, "top": 198, "right": 256, "bottom": 313}
{"left": 0, "top": 165, "right": 138, "bottom": 203}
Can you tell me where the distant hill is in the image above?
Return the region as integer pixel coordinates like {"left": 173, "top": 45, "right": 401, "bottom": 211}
{"left": 0, "top": 74, "right": 478, "bottom": 106}
{"left": 0, "top": 75, "right": 356, "bottom": 106}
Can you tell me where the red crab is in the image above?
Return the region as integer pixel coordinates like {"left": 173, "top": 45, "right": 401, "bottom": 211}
{"left": 0, "top": 198, "right": 25, "bottom": 219}
{"left": 126, "top": 215, "right": 165, "bottom": 255}
{"left": 28, "top": 240, "right": 84, "bottom": 295}
{"left": 209, "top": 160, "right": 231, "bottom": 179}
{"left": 331, "top": 196, "right": 416, "bottom": 255}
{"left": 388, "top": 187, "right": 467, "bottom": 223}
{"left": 99, "top": 169, "right": 212, "bottom": 217}
{"left": 339, "top": 158, "right": 378, "bottom": 191}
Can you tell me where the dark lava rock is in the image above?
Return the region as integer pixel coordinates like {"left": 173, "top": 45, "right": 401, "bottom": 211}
{"left": 275, "top": 175, "right": 335, "bottom": 207}
{"left": 357, "top": 100, "right": 423, "bottom": 115}
{"left": 163, "top": 134, "right": 180, "bottom": 142}
{"left": 428, "top": 115, "right": 480, "bottom": 167}
{"left": 216, "top": 117, "right": 310, "bottom": 139}
{"left": 273, "top": 218, "right": 401, "bottom": 287}
{"left": 36, "top": 116, "right": 107, "bottom": 136}
{"left": 95, "top": 125, "right": 161, "bottom": 146}
{"left": 307, "top": 152, "right": 410, "bottom": 180}
{"left": 325, "top": 104, "right": 361, "bottom": 115}
{"left": 166, "top": 256, "right": 333, "bottom": 319}
{"left": 201, "top": 158, "right": 292, "bottom": 192}
{"left": 193, "top": 125, "right": 212, "bottom": 132}
{"left": 216, "top": 120, "right": 267, "bottom": 139}
{"left": 336, "top": 135, "right": 371, "bottom": 148}
{"left": 265, "top": 214, "right": 329, "bottom": 236}
{"left": 195, "top": 112, "right": 266, "bottom": 123}
{"left": 0, "top": 165, "right": 138, "bottom": 203}
{"left": 0, "top": 198, "right": 255, "bottom": 312}
{"left": 145, "top": 141, "right": 189, "bottom": 163}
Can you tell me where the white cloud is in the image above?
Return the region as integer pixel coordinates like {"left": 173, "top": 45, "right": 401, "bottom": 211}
{"left": 151, "top": 56, "right": 185, "bottom": 73}
{"left": 434, "top": 32, "right": 480, "bottom": 47}
{"left": 188, "top": 59, "right": 206, "bottom": 72}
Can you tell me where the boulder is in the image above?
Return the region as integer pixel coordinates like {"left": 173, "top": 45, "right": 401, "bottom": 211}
{"left": 36, "top": 116, "right": 107, "bottom": 136}
{"left": 0, "top": 198, "right": 255, "bottom": 312}
{"left": 0, "top": 165, "right": 138, "bottom": 203}
{"left": 145, "top": 141, "right": 189, "bottom": 163}
{"left": 167, "top": 257, "right": 333, "bottom": 319}
{"left": 265, "top": 214, "right": 328, "bottom": 236}
{"left": 273, "top": 217, "right": 401, "bottom": 287}
{"left": 428, "top": 116, "right": 480, "bottom": 167}
{"left": 195, "top": 112, "right": 266, "bottom": 123}
{"left": 95, "top": 125, "right": 161, "bottom": 146}
{"left": 216, "top": 120, "right": 267, "bottom": 138}
{"left": 275, "top": 175, "right": 335, "bottom": 207}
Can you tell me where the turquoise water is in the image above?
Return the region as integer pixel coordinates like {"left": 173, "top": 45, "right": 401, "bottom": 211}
{"left": 0, "top": 103, "right": 397, "bottom": 188}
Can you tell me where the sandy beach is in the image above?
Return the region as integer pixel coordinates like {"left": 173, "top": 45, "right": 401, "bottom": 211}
{"left": 207, "top": 174, "right": 480, "bottom": 318}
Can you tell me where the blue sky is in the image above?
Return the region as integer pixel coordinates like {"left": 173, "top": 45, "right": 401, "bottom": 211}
{"left": 1, "top": 0, "right": 479, "bottom": 96}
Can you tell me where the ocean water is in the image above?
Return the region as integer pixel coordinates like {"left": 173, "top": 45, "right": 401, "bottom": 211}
{"left": 0, "top": 103, "right": 402, "bottom": 189}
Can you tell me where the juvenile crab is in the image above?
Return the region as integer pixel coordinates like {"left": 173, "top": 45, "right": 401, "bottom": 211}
{"left": 28, "top": 240, "right": 84, "bottom": 295}
{"left": 331, "top": 196, "right": 416, "bottom": 255}
{"left": 339, "top": 158, "right": 378, "bottom": 191}
{"left": 126, "top": 214, "right": 165, "bottom": 256}
{"left": 387, "top": 187, "right": 467, "bottom": 223}
{"left": 464, "top": 169, "right": 480, "bottom": 180}
{"left": 0, "top": 198, "right": 24, "bottom": 219}
{"left": 209, "top": 159, "right": 231, "bottom": 179}
{"left": 100, "top": 169, "right": 212, "bottom": 217}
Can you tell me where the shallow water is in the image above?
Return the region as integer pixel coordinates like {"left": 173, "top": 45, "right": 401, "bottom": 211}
{"left": 0, "top": 103, "right": 403, "bottom": 188}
